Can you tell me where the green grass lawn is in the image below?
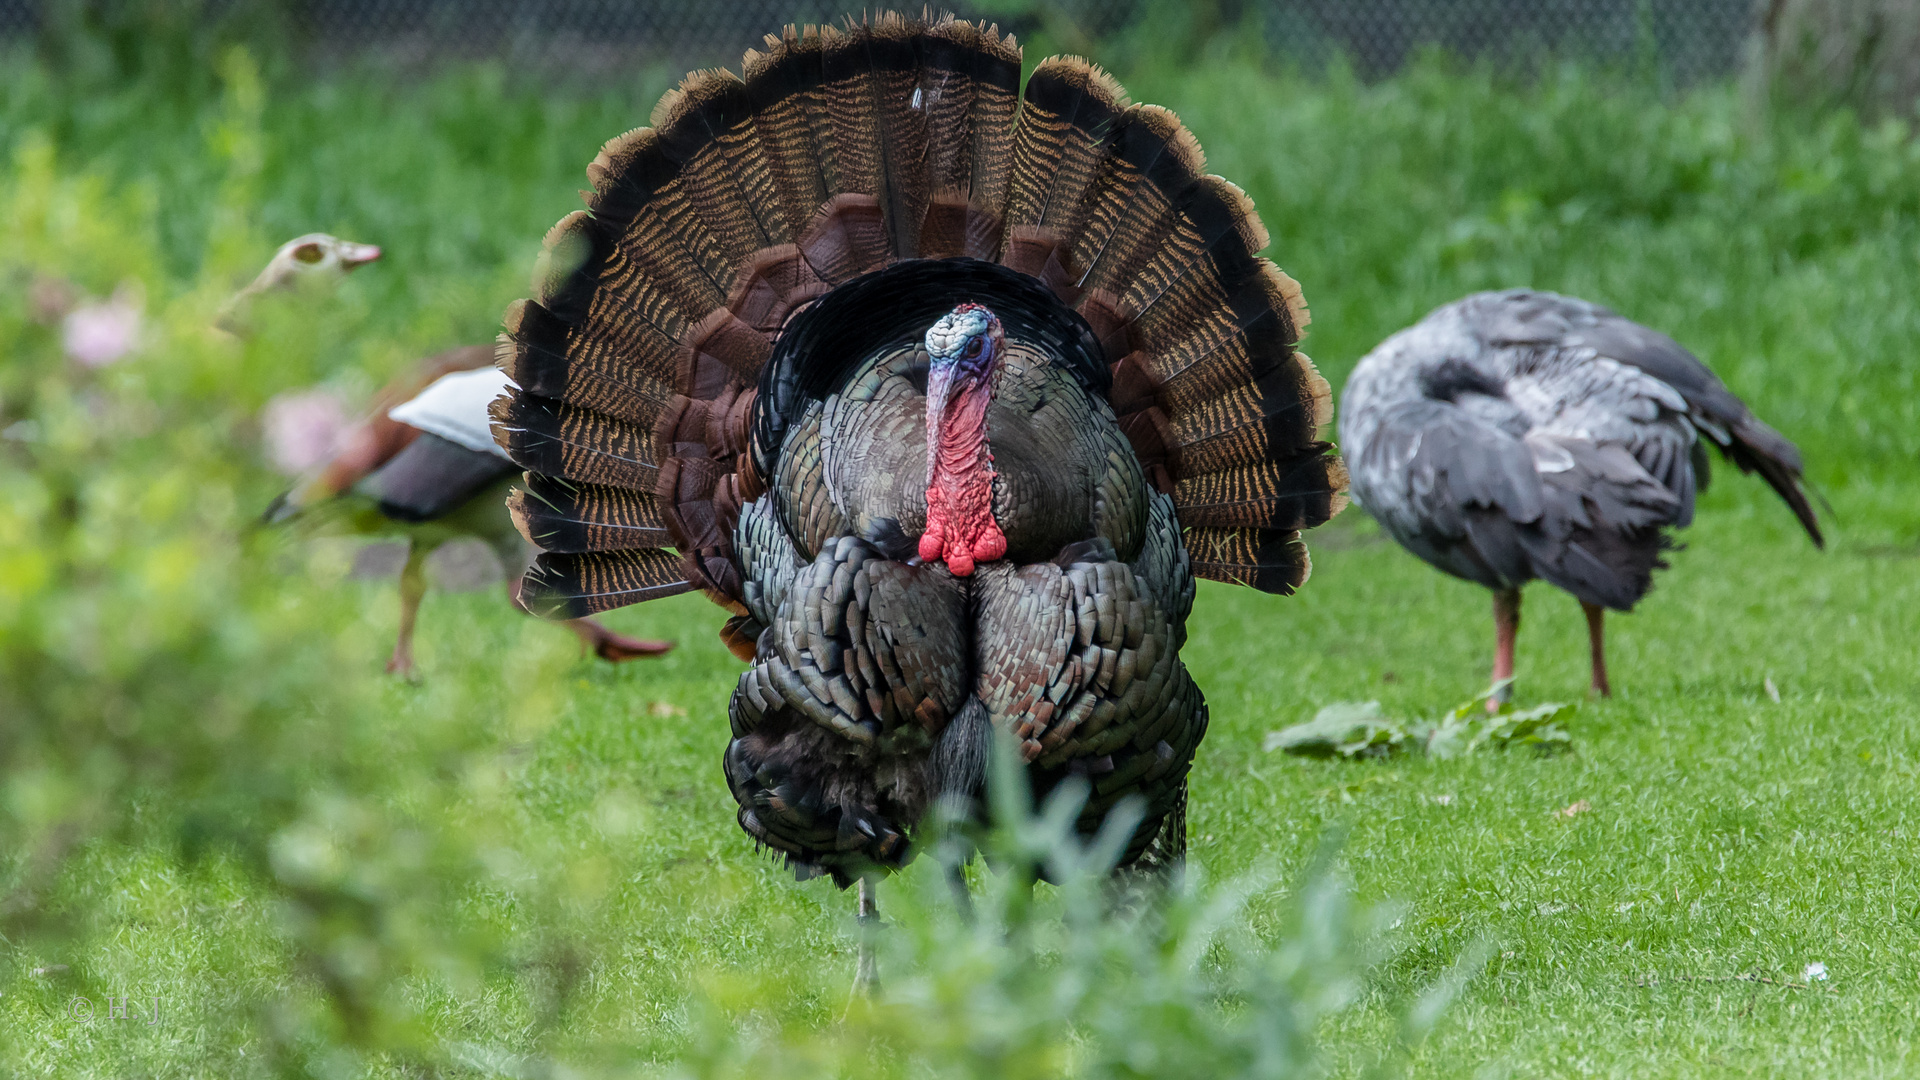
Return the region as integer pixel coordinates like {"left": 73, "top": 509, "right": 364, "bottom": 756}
{"left": 23, "top": 501, "right": 1914, "bottom": 1077}
{"left": 5, "top": 21, "right": 1920, "bottom": 1079}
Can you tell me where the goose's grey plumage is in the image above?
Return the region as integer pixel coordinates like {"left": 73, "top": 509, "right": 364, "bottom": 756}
{"left": 1340, "top": 289, "right": 1821, "bottom": 699}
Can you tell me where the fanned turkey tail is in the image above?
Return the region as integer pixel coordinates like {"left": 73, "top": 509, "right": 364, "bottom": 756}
{"left": 490, "top": 12, "right": 1345, "bottom": 630}
{"left": 999, "top": 55, "right": 1346, "bottom": 592}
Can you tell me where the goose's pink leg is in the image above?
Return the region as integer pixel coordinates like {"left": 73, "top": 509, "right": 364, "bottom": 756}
{"left": 566, "top": 618, "right": 674, "bottom": 661}
{"left": 1582, "top": 602, "right": 1611, "bottom": 698}
{"left": 1489, "top": 586, "right": 1521, "bottom": 712}
{"left": 508, "top": 574, "right": 673, "bottom": 661}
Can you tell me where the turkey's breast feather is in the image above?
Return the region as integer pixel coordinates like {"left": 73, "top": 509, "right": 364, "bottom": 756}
{"left": 729, "top": 335, "right": 1201, "bottom": 881}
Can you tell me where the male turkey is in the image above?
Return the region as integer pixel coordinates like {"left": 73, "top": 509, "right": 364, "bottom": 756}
{"left": 493, "top": 14, "right": 1344, "bottom": 890}
{"left": 1340, "top": 290, "right": 1821, "bottom": 704}
{"left": 266, "top": 347, "right": 673, "bottom": 675}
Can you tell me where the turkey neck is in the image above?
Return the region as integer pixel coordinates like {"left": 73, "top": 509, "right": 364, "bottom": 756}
{"left": 921, "top": 365, "right": 1003, "bottom": 576}
{"left": 927, "top": 366, "right": 995, "bottom": 502}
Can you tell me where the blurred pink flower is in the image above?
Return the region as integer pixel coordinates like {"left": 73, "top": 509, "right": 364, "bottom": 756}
{"left": 62, "top": 282, "right": 145, "bottom": 368}
{"left": 262, "top": 388, "right": 350, "bottom": 475}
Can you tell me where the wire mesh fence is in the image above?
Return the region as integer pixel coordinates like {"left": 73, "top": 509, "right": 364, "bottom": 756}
{"left": 1261, "top": 0, "right": 1758, "bottom": 83}
{"left": 277, "top": 0, "right": 1141, "bottom": 76}
{"left": 3, "top": 0, "right": 1766, "bottom": 85}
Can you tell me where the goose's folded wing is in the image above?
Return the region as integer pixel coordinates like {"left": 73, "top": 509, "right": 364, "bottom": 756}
{"left": 1492, "top": 291, "right": 1820, "bottom": 545}
{"left": 1506, "top": 349, "right": 1698, "bottom": 525}
{"left": 354, "top": 433, "right": 517, "bottom": 523}
{"left": 1355, "top": 399, "right": 1544, "bottom": 587}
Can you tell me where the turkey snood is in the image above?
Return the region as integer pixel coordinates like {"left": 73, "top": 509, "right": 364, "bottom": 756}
{"left": 918, "top": 303, "right": 1008, "bottom": 577}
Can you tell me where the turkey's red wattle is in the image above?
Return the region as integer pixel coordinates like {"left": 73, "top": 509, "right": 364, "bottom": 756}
{"left": 920, "top": 381, "right": 1004, "bottom": 577}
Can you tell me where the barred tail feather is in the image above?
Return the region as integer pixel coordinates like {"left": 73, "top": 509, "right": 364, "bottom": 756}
{"left": 648, "top": 69, "right": 786, "bottom": 254}
{"left": 1184, "top": 528, "right": 1312, "bottom": 595}
{"left": 1070, "top": 105, "right": 1205, "bottom": 294}
{"left": 1003, "top": 57, "right": 1129, "bottom": 248}
{"left": 507, "top": 474, "right": 674, "bottom": 554}
{"left": 490, "top": 394, "right": 659, "bottom": 492}
{"left": 857, "top": 14, "right": 936, "bottom": 258}
{"left": 742, "top": 27, "right": 835, "bottom": 238}
{"left": 519, "top": 550, "right": 695, "bottom": 619}
{"left": 1174, "top": 456, "right": 1349, "bottom": 532}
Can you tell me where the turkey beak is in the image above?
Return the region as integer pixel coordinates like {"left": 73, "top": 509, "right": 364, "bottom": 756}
{"left": 924, "top": 362, "right": 954, "bottom": 445}
{"left": 926, "top": 362, "right": 959, "bottom": 407}
{"left": 340, "top": 243, "right": 382, "bottom": 271}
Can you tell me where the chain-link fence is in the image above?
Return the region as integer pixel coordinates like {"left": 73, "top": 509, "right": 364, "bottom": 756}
{"left": 278, "top": 0, "right": 1143, "bottom": 76}
{"left": 1262, "top": 0, "right": 1757, "bottom": 82}
{"left": 2, "top": 1, "right": 1766, "bottom": 85}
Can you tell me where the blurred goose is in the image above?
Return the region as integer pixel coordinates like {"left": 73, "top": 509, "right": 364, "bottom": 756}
{"left": 216, "top": 233, "right": 383, "bottom": 334}
{"left": 266, "top": 345, "right": 674, "bottom": 675}
{"left": 1339, "top": 290, "right": 1821, "bottom": 704}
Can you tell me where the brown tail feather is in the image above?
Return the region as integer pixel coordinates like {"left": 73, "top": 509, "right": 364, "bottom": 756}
{"left": 813, "top": 17, "right": 964, "bottom": 261}
{"left": 587, "top": 127, "right": 735, "bottom": 314}
{"left": 743, "top": 27, "right": 835, "bottom": 238}
{"left": 498, "top": 317, "right": 675, "bottom": 433}
{"left": 508, "top": 474, "right": 674, "bottom": 554}
{"left": 1069, "top": 104, "right": 1206, "bottom": 299}
{"left": 1003, "top": 57, "right": 1129, "bottom": 247}
{"left": 511, "top": 216, "right": 688, "bottom": 391}
{"left": 490, "top": 394, "right": 659, "bottom": 492}
{"left": 1185, "top": 527, "right": 1312, "bottom": 595}
{"left": 960, "top": 24, "right": 1021, "bottom": 220}
{"left": 863, "top": 14, "right": 937, "bottom": 258}
{"left": 1123, "top": 177, "right": 1268, "bottom": 340}
{"left": 915, "top": 22, "right": 983, "bottom": 202}
{"left": 1174, "top": 456, "right": 1349, "bottom": 532}
{"left": 520, "top": 550, "right": 694, "bottom": 619}
{"left": 650, "top": 69, "right": 786, "bottom": 254}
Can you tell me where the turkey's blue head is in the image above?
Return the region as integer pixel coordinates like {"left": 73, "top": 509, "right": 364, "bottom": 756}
{"left": 924, "top": 302, "right": 1004, "bottom": 389}
{"left": 919, "top": 302, "right": 1008, "bottom": 576}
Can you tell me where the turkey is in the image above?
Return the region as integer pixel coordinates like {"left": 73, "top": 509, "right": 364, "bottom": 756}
{"left": 1339, "top": 289, "right": 1821, "bottom": 704}
{"left": 266, "top": 346, "right": 674, "bottom": 675}
{"left": 491, "top": 11, "right": 1344, "bottom": 915}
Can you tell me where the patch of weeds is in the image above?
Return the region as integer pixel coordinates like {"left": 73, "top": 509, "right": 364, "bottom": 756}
{"left": 1265, "top": 685, "right": 1575, "bottom": 760}
{"left": 667, "top": 737, "right": 1489, "bottom": 1079}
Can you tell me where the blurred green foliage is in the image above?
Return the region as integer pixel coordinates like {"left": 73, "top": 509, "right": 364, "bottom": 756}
{"left": 2, "top": 5, "right": 1919, "bottom": 1077}
{"left": 0, "top": 24, "right": 1459, "bottom": 1079}
{"left": 0, "top": 55, "right": 530, "bottom": 1071}
{"left": 667, "top": 748, "right": 1480, "bottom": 1080}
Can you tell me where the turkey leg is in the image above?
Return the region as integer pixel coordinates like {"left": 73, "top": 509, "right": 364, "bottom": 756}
{"left": 387, "top": 537, "right": 430, "bottom": 676}
{"left": 1489, "top": 586, "right": 1521, "bottom": 712}
{"left": 851, "top": 877, "right": 880, "bottom": 1000}
{"left": 1582, "top": 602, "right": 1611, "bottom": 698}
